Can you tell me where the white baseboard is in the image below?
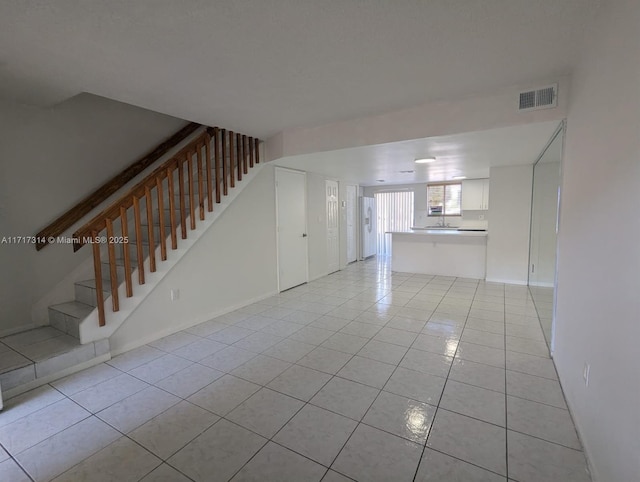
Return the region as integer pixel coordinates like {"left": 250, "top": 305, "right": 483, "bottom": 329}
{"left": 485, "top": 277, "right": 528, "bottom": 285}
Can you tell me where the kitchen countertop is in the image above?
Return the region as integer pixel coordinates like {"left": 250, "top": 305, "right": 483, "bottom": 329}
{"left": 387, "top": 229, "right": 488, "bottom": 237}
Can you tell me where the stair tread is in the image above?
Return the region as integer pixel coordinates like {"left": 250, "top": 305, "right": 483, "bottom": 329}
{"left": 0, "top": 327, "right": 82, "bottom": 365}
{"left": 49, "top": 301, "right": 95, "bottom": 319}
{"left": 75, "top": 279, "right": 112, "bottom": 292}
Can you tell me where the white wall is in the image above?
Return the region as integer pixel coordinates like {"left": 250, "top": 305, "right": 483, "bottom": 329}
{"left": 109, "top": 165, "right": 278, "bottom": 354}
{"left": 267, "top": 78, "right": 569, "bottom": 160}
{"left": 554, "top": 0, "right": 640, "bottom": 480}
{"left": 0, "top": 94, "right": 187, "bottom": 334}
{"left": 485, "top": 165, "right": 532, "bottom": 284}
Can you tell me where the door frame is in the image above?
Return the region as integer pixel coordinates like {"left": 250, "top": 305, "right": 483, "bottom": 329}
{"left": 275, "top": 167, "right": 309, "bottom": 292}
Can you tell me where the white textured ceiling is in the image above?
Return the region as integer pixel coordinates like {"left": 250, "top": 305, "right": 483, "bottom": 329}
{"left": 0, "top": 1, "right": 599, "bottom": 138}
{"left": 274, "top": 121, "right": 561, "bottom": 185}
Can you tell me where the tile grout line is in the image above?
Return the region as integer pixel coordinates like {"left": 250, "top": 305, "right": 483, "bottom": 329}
{"left": 411, "top": 274, "right": 478, "bottom": 482}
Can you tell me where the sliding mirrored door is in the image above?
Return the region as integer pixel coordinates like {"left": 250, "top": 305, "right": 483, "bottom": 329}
{"left": 529, "top": 123, "right": 564, "bottom": 352}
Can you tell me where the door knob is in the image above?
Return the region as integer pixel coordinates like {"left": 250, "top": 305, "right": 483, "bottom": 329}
{"left": 302, "top": 233, "right": 308, "bottom": 237}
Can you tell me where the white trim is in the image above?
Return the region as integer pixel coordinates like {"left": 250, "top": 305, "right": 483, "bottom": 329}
{"left": 485, "top": 278, "right": 528, "bottom": 285}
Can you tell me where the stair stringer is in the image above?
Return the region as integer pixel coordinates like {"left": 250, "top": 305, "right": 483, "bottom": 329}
{"left": 79, "top": 162, "right": 266, "bottom": 344}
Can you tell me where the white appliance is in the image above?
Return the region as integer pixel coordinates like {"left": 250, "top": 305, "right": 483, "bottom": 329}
{"left": 360, "top": 196, "right": 377, "bottom": 259}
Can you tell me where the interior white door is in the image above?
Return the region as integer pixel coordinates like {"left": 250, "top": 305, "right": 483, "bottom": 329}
{"left": 276, "top": 168, "right": 308, "bottom": 291}
{"left": 346, "top": 185, "right": 357, "bottom": 263}
{"left": 326, "top": 180, "right": 340, "bottom": 274}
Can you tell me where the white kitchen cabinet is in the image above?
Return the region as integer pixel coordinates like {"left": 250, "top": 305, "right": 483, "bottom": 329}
{"left": 462, "top": 178, "right": 490, "bottom": 211}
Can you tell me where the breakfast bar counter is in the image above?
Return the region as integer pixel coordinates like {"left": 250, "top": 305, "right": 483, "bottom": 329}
{"left": 387, "top": 229, "right": 487, "bottom": 279}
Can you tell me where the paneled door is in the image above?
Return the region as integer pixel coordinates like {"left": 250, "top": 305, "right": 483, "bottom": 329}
{"left": 276, "top": 168, "right": 308, "bottom": 291}
{"left": 326, "top": 180, "right": 340, "bottom": 274}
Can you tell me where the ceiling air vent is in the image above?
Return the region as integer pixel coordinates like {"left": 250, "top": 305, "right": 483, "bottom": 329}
{"left": 518, "top": 84, "right": 557, "bottom": 111}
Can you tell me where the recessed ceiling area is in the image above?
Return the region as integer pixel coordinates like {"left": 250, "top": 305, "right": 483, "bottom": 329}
{"left": 274, "top": 121, "right": 561, "bottom": 185}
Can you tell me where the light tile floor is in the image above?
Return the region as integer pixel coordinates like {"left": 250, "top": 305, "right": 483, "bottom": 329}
{"left": 0, "top": 258, "right": 592, "bottom": 481}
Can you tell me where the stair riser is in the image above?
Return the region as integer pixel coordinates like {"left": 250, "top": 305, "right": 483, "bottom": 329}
{"left": 152, "top": 208, "right": 183, "bottom": 225}
{"left": 120, "top": 243, "right": 151, "bottom": 263}
{"left": 48, "top": 309, "right": 81, "bottom": 339}
{"left": 74, "top": 284, "right": 110, "bottom": 309}
{"left": 100, "top": 263, "right": 129, "bottom": 284}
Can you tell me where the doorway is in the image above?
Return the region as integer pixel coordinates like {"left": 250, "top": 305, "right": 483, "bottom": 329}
{"left": 374, "top": 191, "right": 414, "bottom": 257}
{"left": 326, "top": 180, "right": 340, "bottom": 274}
{"left": 276, "top": 168, "right": 308, "bottom": 291}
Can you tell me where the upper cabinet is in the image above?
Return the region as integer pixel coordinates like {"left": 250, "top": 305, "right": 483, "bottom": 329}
{"left": 461, "top": 179, "right": 490, "bottom": 211}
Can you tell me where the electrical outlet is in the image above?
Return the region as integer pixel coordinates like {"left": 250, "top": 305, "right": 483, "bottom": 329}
{"left": 583, "top": 363, "right": 590, "bottom": 386}
{"left": 170, "top": 289, "right": 180, "bottom": 301}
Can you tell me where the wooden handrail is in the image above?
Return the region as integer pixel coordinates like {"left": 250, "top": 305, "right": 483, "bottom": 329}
{"left": 70, "top": 125, "right": 261, "bottom": 327}
{"left": 34, "top": 122, "right": 201, "bottom": 250}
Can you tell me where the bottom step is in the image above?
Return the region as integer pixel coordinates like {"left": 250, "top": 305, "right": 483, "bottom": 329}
{"left": 0, "top": 327, "right": 110, "bottom": 404}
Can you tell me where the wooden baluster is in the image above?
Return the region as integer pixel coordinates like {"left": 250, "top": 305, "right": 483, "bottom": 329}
{"left": 229, "top": 131, "right": 235, "bottom": 188}
{"left": 187, "top": 151, "right": 196, "bottom": 230}
{"left": 221, "top": 129, "right": 228, "bottom": 196}
{"left": 216, "top": 128, "right": 223, "bottom": 200}
{"left": 236, "top": 133, "right": 243, "bottom": 182}
{"left": 105, "top": 218, "right": 119, "bottom": 312}
{"left": 156, "top": 177, "right": 167, "bottom": 261}
{"left": 133, "top": 196, "right": 145, "bottom": 284}
{"left": 205, "top": 134, "right": 213, "bottom": 212}
{"left": 120, "top": 206, "right": 133, "bottom": 297}
{"left": 249, "top": 137, "right": 254, "bottom": 168}
{"left": 197, "top": 143, "right": 205, "bottom": 220}
{"left": 178, "top": 158, "right": 187, "bottom": 239}
{"left": 145, "top": 186, "right": 156, "bottom": 272}
{"left": 167, "top": 167, "right": 178, "bottom": 249}
{"left": 92, "top": 231, "right": 106, "bottom": 326}
{"left": 242, "top": 135, "right": 248, "bottom": 174}
{"left": 255, "top": 138, "right": 260, "bottom": 163}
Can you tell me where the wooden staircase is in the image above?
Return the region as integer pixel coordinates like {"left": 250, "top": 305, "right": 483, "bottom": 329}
{"left": 0, "top": 125, "right": 261, "bottom": 402}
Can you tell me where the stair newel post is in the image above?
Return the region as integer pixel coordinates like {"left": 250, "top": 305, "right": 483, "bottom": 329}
{"left": 197, "top": 143, "right": 205, "bottom": 221}
{"left": 205, "top": 133, "right": 213, "bottom": 212}
{"left": 178, "top": 158, "right": 188, "bottom": 240}
{"left": 249, "top": 137, "right": 254, "bottom": 168}
{"left": 254, "top": 138, "right": 260, "bottom": 164}
{"left": 221, "top": 129, "right": 228, "bottom": 196}
{"left": 91, "top": 230, "right": 106, "bottom": 327}
{"left": 236, "top": 133, "right": 243, "bottom": 182}
{"left": 187, "top": 150, "right": 196, "bottom": 230}
{"left": 156, "top": 177, "right": 167, "bottom": 261}
{"left": 145, "top": 186, "right": 156, "bottom": 272}
{"left": 229, "top": 131, "right": 236, "bottom": 188}
{"left": 105, "top": 218, "right": 120, "bottom": 312}
{"left": 132, "top": 196, "right": 145, "bottom": 284}
{"left": 167, "top": 166, "right": 178, "bottom": 249}
{"left": 120, "top": 206, "right": 133, "bottom": 298}
{"left": 242, "top": 135, "right": 248, "bottom": 174}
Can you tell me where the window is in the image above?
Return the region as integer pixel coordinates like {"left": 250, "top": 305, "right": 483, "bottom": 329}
{"left": 374, "top": 191, "right": 414, "bottom": 256}
{"left": 427, "top": 183, "right": 462, "bottom": 216}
